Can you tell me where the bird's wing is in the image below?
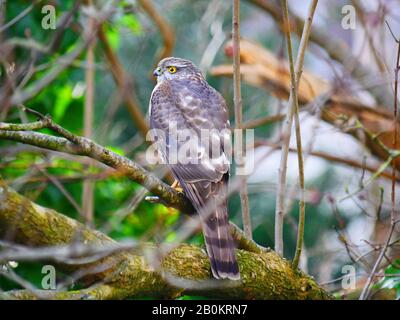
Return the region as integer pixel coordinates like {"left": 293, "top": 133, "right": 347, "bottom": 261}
{"left": 150, "top": 79, "right": 231, "bottom": 184}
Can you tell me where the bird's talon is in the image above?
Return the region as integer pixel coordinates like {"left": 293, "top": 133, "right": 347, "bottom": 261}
{"left": 171, "top": 180, "right": 184, "bottom": 193}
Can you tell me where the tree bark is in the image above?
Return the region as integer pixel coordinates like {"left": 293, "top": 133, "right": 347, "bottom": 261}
{"left": 0, "top": 179, "right": 331, "bottom": 300}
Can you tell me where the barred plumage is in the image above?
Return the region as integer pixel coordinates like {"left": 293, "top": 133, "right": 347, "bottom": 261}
{"left": 149, "top": 57, "right": 240, "bottom": 280}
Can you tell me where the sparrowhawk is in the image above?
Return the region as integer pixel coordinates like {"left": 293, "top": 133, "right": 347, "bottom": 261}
{"left": 149, "top": 57, "right": 240, "bottom": 280}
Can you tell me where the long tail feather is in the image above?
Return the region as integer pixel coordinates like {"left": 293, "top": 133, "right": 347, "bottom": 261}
{"left": 183, "top": 180, "right": 240, "bottom": 280}
{"left": 203, "top": 204, "right": 240, "bottom": 280}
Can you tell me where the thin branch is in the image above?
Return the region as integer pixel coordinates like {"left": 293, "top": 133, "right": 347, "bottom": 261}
{"left": 0, "top": 120, "right": 46, "bottom": 131}
{"left": 35, "top": 165, "right": 83, "bottom": 217}
{"left": 0, "top": 1, "right": 35, "bottom": 33}
{"left": 291, "top": 0, "right": 318, "bottom": 270}
{"left": 137, "top": 0, "right": 175, "bottom": 62}
{"left": 275, "top": 0, "right": 316, "bottom": 257}
{"left": 48, "top": 1, "right": 82, "bottom": 53}
{"left": 242, "top": 113, "right": 285, "bottom": 129}
{"left": 390, "top": 28, "right": 400, "bottom": 225}
{"left": 9, "top": 4, "right": 113, "bottom": 107}
{"left": 245, "top": 0, "right": 393, "bottom": 109}
{"left": 275, "top": 0, "right": 293, "bottom": 255}
{"left": 211, "top": 39, "right": 400, "bottom": 171}
{"left": 10, "top": 41, "right": 87, "bottom": 106}
{"left": 359, "top": 22, "right": 400, "bottom": 300}
{"left": 358, "top": 221, "right": 398, "bottom": 300}
{"left": 340, "top": 119, "right": 400, "bottom": 201}
{"left": 351, "top": 0, "right": 386, "bottom": 73}
{"left": 255, "top": 139, "right": 399, "bottom": 182}
{"left": 97, "top": 26, "right": 149, "bottom": 136}
{"left": 82, "top": 1, "right": 96, "bottom": 225}
{"left": 0, "top": 115, "right": 193, "bottom": 215}
{"left": 232, "top": 0, "right": 252, "bottom": 239}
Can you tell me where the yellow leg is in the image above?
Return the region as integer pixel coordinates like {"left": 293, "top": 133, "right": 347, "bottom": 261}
{"left": 171, "top": 179, "right": 183, "bottom": 193}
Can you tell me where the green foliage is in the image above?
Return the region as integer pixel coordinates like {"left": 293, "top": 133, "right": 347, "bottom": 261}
{"left": 379, "top": 261, "right": 400, "bottom": 299}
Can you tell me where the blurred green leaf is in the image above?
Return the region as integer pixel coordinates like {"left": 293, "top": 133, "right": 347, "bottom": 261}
{"left": 118, "top": 15, "right": 141, "bottom": 34}
{"left": 105, "top": 145, "right": 125, "bottom": 156}
{"left": 380, "top": 261, "right": 400, "bottom": 299}
{"left": 104, "top": 24, "right": 120, "bottom": 50}
{"left": 54, "top": 85, "right": 73, "bottom": 122}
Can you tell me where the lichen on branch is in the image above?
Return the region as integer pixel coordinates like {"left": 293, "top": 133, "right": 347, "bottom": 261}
{"left": 0, "top": 178, "right": 331, "bottom": 300}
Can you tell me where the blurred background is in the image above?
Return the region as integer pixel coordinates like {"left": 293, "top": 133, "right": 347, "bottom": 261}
{"left": 0, "top": 0, "right": 400, "bottom": 298}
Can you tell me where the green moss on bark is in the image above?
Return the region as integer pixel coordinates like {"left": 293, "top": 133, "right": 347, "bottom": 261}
{"left": 0, "top": 180, "right": 331, "bottom": 300}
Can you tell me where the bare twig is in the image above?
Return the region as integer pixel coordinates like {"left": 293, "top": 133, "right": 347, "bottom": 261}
{"left": 0, "top": 120, "right": 46, "bottom": 131}
{"left": 97, "top": 26, "right": 149, "bottom": 136}
{"left": 245, "top": 0, "right": 393, "bottom": 108}
{"left": 359, "top": 23, "right": 400, "bottom": 300}
{"left": 82, "top": 1, "right": 96, "bottom": 225}
{"left": 243, "top": 113, "right": 285, "bottom": 129}
{"left": 9, "top": 4, "right": 113, "bottom": 107}
{"left": 137, "top": 0, "right": 175, "bottom": 62}
{"left": 255, "top": 139, "right": 399, "bottom": 182}
{"left": 351, "top": 0, "right": 386, "bottom": 73}
{"left": 232, "top": 0, "right": 252, "bottom": 239}
{"left": 291, "top": 0, "right": 318, "bottom": 270}
{"left": 275, "top": 0, "right": 317, "bottom": 257}
{"left": 0, "top": 1, "right": 35, "bottom": 33}
{"left": 275, "top": 0, "right": 293, "bottom": 255}
{"left": 0, "top": 113, "right": 193, "bottom": 215}
{"left": 35, "top": 165, "right": 83, "bottom": 217}
{"left": 340, "top": 120, "right": 400, "bottom": 201}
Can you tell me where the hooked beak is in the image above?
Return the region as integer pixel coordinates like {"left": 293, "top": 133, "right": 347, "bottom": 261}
{"left": 153, "top": 67, "right": 162, "bottom": 77}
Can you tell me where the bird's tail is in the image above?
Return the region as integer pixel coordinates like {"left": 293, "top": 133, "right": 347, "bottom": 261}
{"left": 180, "top": 178, "right": 240, "bottom": 280}
{"left": 202, "top": 204, "right": 240, "bottom": 280}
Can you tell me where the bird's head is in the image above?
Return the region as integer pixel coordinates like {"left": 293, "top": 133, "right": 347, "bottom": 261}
{"left": 153, "top": 57, "right": 203, "bottom": 82}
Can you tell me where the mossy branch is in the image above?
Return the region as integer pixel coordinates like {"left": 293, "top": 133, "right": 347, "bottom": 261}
{"left": 0, "top": 180, "right": 331, "bottom": 300}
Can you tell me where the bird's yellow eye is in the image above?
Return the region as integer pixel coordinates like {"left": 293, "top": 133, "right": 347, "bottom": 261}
{"left": 167, "top": 66, "right": 177, "bottom": 74}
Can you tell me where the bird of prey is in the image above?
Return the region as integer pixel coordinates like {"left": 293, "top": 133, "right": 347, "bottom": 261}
{"left": 149, "top": 57, "right": 240, "bottom": 280}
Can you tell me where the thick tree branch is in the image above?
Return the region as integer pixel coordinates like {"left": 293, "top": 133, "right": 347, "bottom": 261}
{"left": 0, "top": 179, "right": 332, "bottom": 300}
